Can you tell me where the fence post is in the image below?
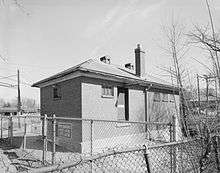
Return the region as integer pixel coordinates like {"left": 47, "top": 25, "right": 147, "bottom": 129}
{"left": 172, "top": 115, "right": 177, "bottom": 173}
{"left": 90, "top": 120, "right": 93, "bottom": 155}
{"left": 143, "top": 145, "right": 151, "bottom": 173}
{"left": 169, "top": 122, "right": 173, "bottom": 173}
{"left": 213, "top": 136, "right": 220, "bottom": 171}
{"left": 172, "top": 116, "right": 176, "bottom": 141}
{"left": 18, "top": 111, "right": 21, "bottom": 129}
{"left": 90, "top": 120, "right": 93, "bottom": 172}
{"left": 42, "top": 114, "right": 48, "bottom": 165}
{"left": 52, "top": 114, "right": 56, "bottom": 164}
{"left": 9, "top": 113, "right": 13, "bottom": 145}
{"left": 1, "top": 114, "right": 2, "bottom": 139}
{"left": 23, "top": 116, "right": 27, "bottom": 150}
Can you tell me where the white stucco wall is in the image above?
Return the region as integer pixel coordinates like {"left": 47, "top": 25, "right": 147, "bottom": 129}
{"left": 82, "top": 83, "right": 118, "bottom": 120}
{"left": 129, "top": 89, "right": 145, "bottom": 122}
{"left": 81, "top": 82, "right": 182, "bottom": 153}
{"left": 147, "top": 91, "right": 182, "bottom": 141}
{"left": 81, "top": 83, "right": 145, "bottom": 120}
{"left": 81, "top": 82, "right": 146, "bottom": 152}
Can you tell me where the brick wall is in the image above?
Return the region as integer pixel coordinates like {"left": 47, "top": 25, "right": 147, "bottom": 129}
{"left": 40, "top": 77, "right": 82, "bottom": 152}
{"left": 40, "top": 77, "right": 81, "bottom": 117}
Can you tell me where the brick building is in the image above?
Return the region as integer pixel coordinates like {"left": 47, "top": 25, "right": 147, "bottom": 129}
{"left": 32, "top": 44, "right": 181, "bottom": 152}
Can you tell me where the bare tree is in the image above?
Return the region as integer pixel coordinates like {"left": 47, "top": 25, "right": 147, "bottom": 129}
{"left": 188, "top": 26, "right": 220, "bottom": 77}
{"left": 0, "top": 98, "right": 6, "bottom": 107}
{"left": 161, "top": 19, "right": 191, "bottom": 137}
{"left": 188, "top": 28, "right": 220, "bottom": 171}
{"left": 187, "top": 1, "right": 220, "bottom": 171}
{"left": 0, "top": 0, "right": 30, "bottom": 16}
{"left": 188, "top": 0, "right": 220, "bottom": 91}
{"left": 21, "top": 97, "right": 37, "bottom": 111}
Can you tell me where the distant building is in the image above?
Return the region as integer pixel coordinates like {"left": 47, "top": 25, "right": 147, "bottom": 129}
{"left": 32, "top": 44, "right": 181, "bottom": 152}
{"left": 0, "top": 107, "right": 18, "bottom": 116}
{"left": 0, "top": 107, "right": 40, "bottom": 116}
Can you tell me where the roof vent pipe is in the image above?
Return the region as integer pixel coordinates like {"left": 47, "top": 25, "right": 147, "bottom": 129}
{"left": 100, "top": 56, "right": 110, "bottom": 64}
{"left": 125, "top": 63, "right": 134, "bottom": 70}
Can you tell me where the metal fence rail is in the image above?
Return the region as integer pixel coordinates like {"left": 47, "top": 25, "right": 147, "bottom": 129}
{"left": 27, "top": 139, "right": 204, "bottom": 173}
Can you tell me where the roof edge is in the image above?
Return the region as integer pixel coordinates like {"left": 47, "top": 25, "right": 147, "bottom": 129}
{"left": 32, "top": 68, "right": 179, "bottom": 93}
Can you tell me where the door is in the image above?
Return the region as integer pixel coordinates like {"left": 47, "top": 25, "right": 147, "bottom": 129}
{"left": 116, "top": 87, "right": 129, "bottom": 121}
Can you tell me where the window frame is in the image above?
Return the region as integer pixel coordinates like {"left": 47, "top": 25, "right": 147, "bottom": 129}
{"left": 162, "top": 93, "right": 168, "bottom": 102}
{"left": 52, "top": 85, "right": 62, "bottom": 100}
{"left": 101, "top": 85, "right": 114, "bottom": 98}
{"left": 170, "top": 94, "right": 175, "bottom": 103}
{"left": 153, "top": 92, "right": 161, "bottom": 102}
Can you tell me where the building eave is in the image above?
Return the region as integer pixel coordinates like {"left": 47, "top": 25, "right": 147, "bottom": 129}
{"left": 80, "top": 68, "right": 179, "bottom": 92}
{"left": 32, "top": 68, "right": 179, "bottom": 94}
{"left": 32, "top": 70, "right": 81, "bottom": 88}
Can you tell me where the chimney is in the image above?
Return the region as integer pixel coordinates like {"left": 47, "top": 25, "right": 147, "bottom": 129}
{"left": 100, "top": 56, "right": 110, "bottom": 64}
{"left": 135, "top": 44, "right": 145, "bottom": 77}
{"left": 125, "top": 63, "right": 134, "bottom": 70}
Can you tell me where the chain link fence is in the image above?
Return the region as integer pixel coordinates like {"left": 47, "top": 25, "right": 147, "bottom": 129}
{"left": 27, "top": 139, "right": 205, "bottom": 173}
{"left": 0, "top": 113, "right": 42, "bottom": 145}
{"left": 0, "top": 114, "right": 219, "bottom": 172}
{"left": 0, "top": 114, "right": 173, "bottom": 171}
{"left": 0, "top": 113, "right": 44, "bottom": 172}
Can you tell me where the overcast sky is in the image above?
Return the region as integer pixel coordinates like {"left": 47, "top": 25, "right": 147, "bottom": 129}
{"left": 0, "top": 0, "right": 220, "bottom": 102}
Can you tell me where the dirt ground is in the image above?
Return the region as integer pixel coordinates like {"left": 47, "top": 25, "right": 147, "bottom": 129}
{"left": 0, "top": 135, "right": 81, "bottom": 172}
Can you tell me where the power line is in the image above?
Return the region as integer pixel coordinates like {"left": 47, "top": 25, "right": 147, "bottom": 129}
{"left": 0, "top": 54, "right": 6, "bottom": 62}
{"left": 0, "top": 81, "right": 16, "bottom": 88}
{"left": 0, "top": 80, "right": 31, "bottom": 87}
{"left": 0, "top": 85, "right": 16, "bottom": 89}
{"left": 0, "top": 75, "right": 31, "bottom": 87}
{"left": 0, "top": 81, "right": 15, "bottom": 86}
{"left": 0, "top": 75, "right": 17, "bottom": 80}
{"left": 0, "top": 78, "right": 31, "bottom": 87}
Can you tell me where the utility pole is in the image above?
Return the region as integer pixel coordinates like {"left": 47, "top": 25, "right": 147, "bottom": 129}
{"left": 17, "top": 69, "right": 21, "bottom": 112}
{"left": 17, "top": 69, "right": 21, "bottom": 128}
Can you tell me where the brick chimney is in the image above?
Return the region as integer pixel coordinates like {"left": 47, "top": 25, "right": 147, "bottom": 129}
{"left": 135, "top": 44, "right": 145, "bottom": 77}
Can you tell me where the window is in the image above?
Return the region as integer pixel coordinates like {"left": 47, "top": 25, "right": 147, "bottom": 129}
{"left": 57, "top": 123, "right": 71, "bottom": 138}
{"left": 153, "top": 92, "right": 161, "bottom": 102}
{"left": 116, "top": 87, "right": 129, "bottom": 121}
{"left": 162, "top": 93, "right": 168, "bottom": 102}
{"left": 102, "top": 85, "right": 114, "bottom": 97}
{"left": 53, "top": 85, "right": 61, "bottom": 99}
{"left": 170, "top": 94, "right": 175, "bottom": 102}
